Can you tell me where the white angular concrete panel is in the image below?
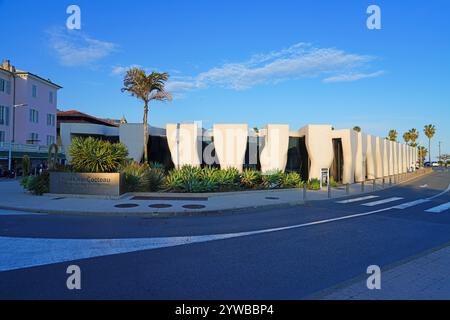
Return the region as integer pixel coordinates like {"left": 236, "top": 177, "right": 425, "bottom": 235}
{"left": 213, "top": 124, "right": 248, "bottom": 171}
{"left": 355, "top": 132, "right": 367, "bottom": 182}
{"left": 366, "top": 135, "right": 376, "bottom": 180}
{"left": 166, "top": 123, "right": 202, "bottom": 168}
{"left": 259, "top": 124, "right": 290, "bottom": 173}
{"left": 299, "top": 125, "right": 334, "bottom": 181}
{"left": 388, "top": 141, "right": 395, "bottom": 176}
{"left": 333, "top": 129, "right": 357, "bottom": 184}
{"left": 374, "top": 137, "right": 383, "bottom": 178}
{"left": 382, "top": 139, "right": 389, "bottom": 177}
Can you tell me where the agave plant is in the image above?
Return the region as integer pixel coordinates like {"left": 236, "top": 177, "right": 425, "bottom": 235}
{"left": 69, "top": 137, "right": 128, "bottom": 173}
{"left": 262, "top": 170, "right": 284, "bottom": 189}
{"left": 240, "top": 169, "right": 262, "bottom": 189}
{"left": 281, "top": 172, "right": 303, "bottom": 188}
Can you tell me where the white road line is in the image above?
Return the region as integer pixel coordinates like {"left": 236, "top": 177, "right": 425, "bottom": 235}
{"left": 392, "top": 199, "right": 430, "bottom": 210}
{"left": 336, "top": 196, "right": 379, "bottom": 204}
{"left": 362, "top": 197, "right": 404, "bottom": 207}
{"left": 0, "top": 210, "right": 46, "bottom": 216}
{"left": 425, "top": 202, "right": 450, "bottom": 214}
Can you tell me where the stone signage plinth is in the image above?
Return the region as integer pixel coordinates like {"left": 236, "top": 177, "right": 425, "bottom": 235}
{"left": 50, "top": 172, "right": 124, "bottom": 196}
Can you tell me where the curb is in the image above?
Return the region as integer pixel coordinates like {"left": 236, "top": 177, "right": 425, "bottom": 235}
{"left": 0, "top": 169, "right": 435, "bottom": 218}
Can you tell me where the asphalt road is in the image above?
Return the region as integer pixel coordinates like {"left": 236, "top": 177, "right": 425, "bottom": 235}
{"left": 0, "top": 169, "right": 449, "bottom": 299}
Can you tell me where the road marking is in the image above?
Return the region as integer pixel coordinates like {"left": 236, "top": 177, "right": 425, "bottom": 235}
{"left": 392, "top": 199, "right": 430, "bottom": 210}
{"left": 1, "top": 184, "right": 449, "bottom": 273}
{"left": 420, "top": 184, "right": 428, "bottom": 188}
{"left": 362, "top": 197, "right": 404, "bottom": 207}
{"left": 336, "top": 196, "right": 379, "bottom": 204}
{"left": 425, "top": 202, "right": 450, "bottom": 214}
{"left": 0, "top": 210, "right": 46, "bottom": 216}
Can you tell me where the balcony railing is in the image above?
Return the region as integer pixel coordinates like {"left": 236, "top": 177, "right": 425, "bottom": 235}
{"left": 0, "top": 142, "right": 64, "bottom": 153}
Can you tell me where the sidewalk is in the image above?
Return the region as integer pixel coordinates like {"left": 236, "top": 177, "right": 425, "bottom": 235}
{"left": 0, "top": 170, "right": 432, "bottom": 217}
{"left": 319, "top": 242, "right": 450, "bottom": 300}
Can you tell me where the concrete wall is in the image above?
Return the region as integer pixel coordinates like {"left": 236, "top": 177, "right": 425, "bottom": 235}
{"left": 355, "top": 132, "right": 367, "bottom": 182}
{"left": 297, "top": 125, "right": 334, "bottom": 181}
{"left": 166, "top": 123, "right": 202, "bottom": 168}
{"left": 374, "top": 136, "right": 384, "bottom": 178}
{"left": 119, "top": 124, "right": 146, "bottom": 162}
{"left": 366, "top": 135, "right": 376, "bottom": 180}
{"left": 259, "top": 124, "right": 289, "bottom": 173}
{"left": 213, "top": 124, "right": 248, "bottom": 171}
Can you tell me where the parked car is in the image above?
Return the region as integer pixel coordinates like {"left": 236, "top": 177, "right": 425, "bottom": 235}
{"left": 432, "top": 162, "right": 439, "bottom": 167}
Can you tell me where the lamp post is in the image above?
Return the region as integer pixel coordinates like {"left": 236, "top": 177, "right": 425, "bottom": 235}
{"left": 7, "top": 103, "right": 28, "bottom": 171}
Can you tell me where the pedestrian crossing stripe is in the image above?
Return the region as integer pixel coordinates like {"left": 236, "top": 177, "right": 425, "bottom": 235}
{"left": 336, "top": 196, "right": 379, "bottom": 204}
{"left": 425, "top": 202, "right": 450, "bottom": 213}
{"left": 362, "top": 197, "right": 404, "bottom": 207}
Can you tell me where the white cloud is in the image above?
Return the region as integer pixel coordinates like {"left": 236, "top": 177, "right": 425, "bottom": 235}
{"left": 323, "top": 70, "right": 385, "bottom": 83}
{"left": 47, "top": 27, "right": 117, "bottom": 66}
{"left": 111, "top": 64, "right": 143, "bottom": 76}
{"left": 164, "top": 42, "right": 383, "bottom": 92}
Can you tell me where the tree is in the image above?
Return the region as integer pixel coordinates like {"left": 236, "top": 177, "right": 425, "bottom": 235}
{"left": 409, "top": 128, "right": 419, "bottom": 147}
{"left": 403, "top": 132, "right": 411, "bottom": 144}
{"left": 418, "top": 146, "right": 428, "bottom": 167}
{"left": 388, "top": 129, "right": 398, "bottom": 142}
{"left": 353, "top": 126, "right": 361, "bottom": 133}
{"left": 423, "top": 124, "right": 436, "bottom": 164}
{"left": 122, "top": 68, "right": 172, "bottom": 163}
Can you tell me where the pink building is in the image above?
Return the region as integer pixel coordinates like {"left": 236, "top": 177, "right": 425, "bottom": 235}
{"left": 0, "top": 59, "right": 62, "bottom": 173}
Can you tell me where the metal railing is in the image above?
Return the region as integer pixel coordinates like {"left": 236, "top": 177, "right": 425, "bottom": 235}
{"left": 0, "top": 142, "right": 64, "bottom": 153}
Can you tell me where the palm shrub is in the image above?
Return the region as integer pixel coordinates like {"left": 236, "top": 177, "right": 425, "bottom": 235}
{"left": 144, "top": 165, "right": 165, "bottom": 192}
{"left": 281, "top": 172, "right": 303, "bottom": 188}
{"left": 120, "top": 162, "right": 149, "bottom": 192}
{"left": 262, "top": 170, "right": 284, "bottom": 189}
{"left": 307, "top": 178, "right": 321, "bottom": 190}
{"left": 25, "top": 172, "right": 50, "bottom": 195}
{"left": 69, "top": 137, "right": 128, "bottom": 173}
{"left": 241, "top": 169, "right": 262, "bottom": 189}
{"left": 213, "top": 168, "right": 241, "bottom": 191}
{"left": 329, "top": 176, "right": 338, "bottom": 188}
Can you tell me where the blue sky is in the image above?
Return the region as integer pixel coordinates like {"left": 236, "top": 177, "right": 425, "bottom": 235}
{"left": 1, "top": 0, "right": 449, "bottom": 158}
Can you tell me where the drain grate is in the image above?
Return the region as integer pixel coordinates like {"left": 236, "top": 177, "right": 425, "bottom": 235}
{"left": 182, "top": 204, "right": 206, "bottom": 210}
{"left": 265, "top": 197, "right": 280, "bottom": 200}
{"left": 114, "top": 203, "right": 139, "bottom": 209}
{"left": 149, "top": 204, "right": 173, "bottom": 209}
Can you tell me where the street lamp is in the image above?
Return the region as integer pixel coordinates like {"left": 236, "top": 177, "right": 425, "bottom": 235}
{"left": 7, "top": 103, "right": 28, "bottom": 171}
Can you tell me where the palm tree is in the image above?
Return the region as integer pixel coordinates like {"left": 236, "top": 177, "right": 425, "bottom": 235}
{"left": 418, "top": 146, "right": 428, "bottom": 167}
{"left": 122, "top": 68, "right": 172, "bottom": 163}
{"left": 353, "top": 126, "right": 361, "bottom": 133}
{"left": 423, "top": 124, "right": 436, "bottom": 164}
{"left": 388, "top": 129, "right": 398, "bottom": 142}
{"left": 403, "top": 132, "right": 411, "bottom": 144}
{"left": 409, "top": 128, "right": 419, "bottom": 147}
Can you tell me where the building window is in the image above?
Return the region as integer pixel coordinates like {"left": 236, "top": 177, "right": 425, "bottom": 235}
{"left": 0, "top": 131, "right": 5, "bottom": 143}
{"left": 29, "top": 109, "right": 39, "bottom": 123}
{"left": 47, "top": 135, "right": 55, "bottom": 146}
{"left": 32, "top": 85, "right": 37, "bottom": 98}
{"left": 0, "top": 79, "right": 4, "bottom": 92}
{"left": 0, "top": 105, "right": 10, "bottom": 126}
{"left": 6, "top": 81, "right": 11, "bottom": 95}
{"left": 49, "top": 91, "right": 53, "bottom": 103}
{"left": 29, "top": 133, "right": 39, "bottom": 144}
{"left": 47, "top": 114, "right": 55, "bottom": 126}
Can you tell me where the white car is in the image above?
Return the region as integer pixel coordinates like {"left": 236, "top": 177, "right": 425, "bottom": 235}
{"left": 432, "top": 162, "right": 439, "bottom": 167}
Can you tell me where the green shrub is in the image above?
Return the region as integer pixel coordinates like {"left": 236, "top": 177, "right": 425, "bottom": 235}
{"left": 329, "top": 176, "right": 338, "bottom": 188}
{"left": 20, "top": 176, "right": 30, "bottom": 189}
{"left": 26, "top": 172, "right": 50, "bottom": 195}
{"left": 164, "top": 166, "right": 219, "bottom": 193}
{"left": 282, "top": 172, "right": 304, "bottom": 188}
{"left": 120, "top": 162, "right": 165, "bottom": 192}
{"left": 307, "top": 178, "right": 321, "bottom": 190}
{"left": 213, "top": 168, "right": 241, "bottom": 191}
{"left": 262, "top": 170, "right": 284, "bottom": 189}
{"left": 241, "top": 169, "right": 262, "bottom": 189}
{"left": 69, "top": 137, "right": 128, "bottom": 173}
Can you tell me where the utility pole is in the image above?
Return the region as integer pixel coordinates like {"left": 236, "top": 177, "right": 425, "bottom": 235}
{"left": 439, "top": 141, "right": 442, "bottom": 163}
